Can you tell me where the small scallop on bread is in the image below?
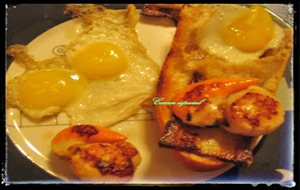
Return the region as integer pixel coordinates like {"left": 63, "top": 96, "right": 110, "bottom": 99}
{"left": 51, "top": 125, "right": 141, "bottom": 181}
{"left": 68, "top": 142, "right": 141, "bottom": 182}
{"left": 51, "top": 125, "right": 127, "bottom": 158}
{"left": 155, "top": 4, "right": 293, "bottom": 171}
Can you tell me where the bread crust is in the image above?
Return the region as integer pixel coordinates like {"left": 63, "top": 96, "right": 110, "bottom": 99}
{"left": 156, "top": 4, "right": 293, "bottom": 171}
{"left": 141, "top": 4, "right": 184, "bottom": 21}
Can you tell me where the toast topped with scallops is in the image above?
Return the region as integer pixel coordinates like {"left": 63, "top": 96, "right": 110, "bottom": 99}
{"left": 144, "top": 4, "right": 293, "bottom": 170}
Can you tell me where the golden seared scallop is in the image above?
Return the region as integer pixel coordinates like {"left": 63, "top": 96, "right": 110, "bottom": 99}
{"left": 68, "top": 141, "right": 141, "bottom": 182}
{"left": 51, "top": 125, "right": 127, "bottom": 158}
{"left": 222, "top": 85, "right": 284, "bottom": 136}
{"left": 171, "top": 78, "right": 258, "bottom": 127}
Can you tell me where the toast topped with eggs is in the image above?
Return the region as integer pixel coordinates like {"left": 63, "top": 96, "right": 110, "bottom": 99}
{"left": 153, "top": 4, "right": 293, "bottom": 170}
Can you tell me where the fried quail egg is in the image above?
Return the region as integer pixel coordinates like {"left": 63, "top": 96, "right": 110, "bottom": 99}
{"left": 198, "top": 4, "right": 285, "bottom": 63}
{"left": 6, "top": 4, "right": 159, "bottom": 126}
{"left": 7, "top": 68, "right": 88, "bottom": 119}
{"left": 63, "top": 4, "right": 159, "bottom": 126}
{"left": 70, "top": 42, "right": 128, "bottom": 79}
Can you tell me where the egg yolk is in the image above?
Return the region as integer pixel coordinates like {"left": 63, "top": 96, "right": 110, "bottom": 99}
{"left": 221, "top": 5, "right": 274, "bottom": 52}
{"left": 18, "top": 70, "right": 87, "bottom": 110}
{"left": 71, "top": 42, "right": 128, "bottom": 79}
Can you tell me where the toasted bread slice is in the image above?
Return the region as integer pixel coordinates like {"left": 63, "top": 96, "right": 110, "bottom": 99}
{"left": 156, "top": 4, "right": 293, "bottom": 170}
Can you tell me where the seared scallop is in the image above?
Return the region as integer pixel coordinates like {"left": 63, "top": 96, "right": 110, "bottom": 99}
{"left": 222, "top": 85, "right": 284, "bottom": 136}
{"left": 171, "top": 78, "right": 258, "bottom": 127}
{"left": 68, "top": 141, "right": 141, "bottom": 182}
{"left": 51, "top": 125, "right": 127, "bottom": 158}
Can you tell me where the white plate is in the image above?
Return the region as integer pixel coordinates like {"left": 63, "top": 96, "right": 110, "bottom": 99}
{"left": 6, "top": 9, "right": 293, "bottom": 184}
